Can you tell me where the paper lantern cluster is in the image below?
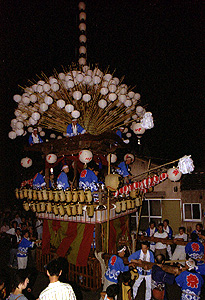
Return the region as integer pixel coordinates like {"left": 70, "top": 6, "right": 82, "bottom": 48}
{"left": 78, "top": 2, "right": 87, "bottom": 66}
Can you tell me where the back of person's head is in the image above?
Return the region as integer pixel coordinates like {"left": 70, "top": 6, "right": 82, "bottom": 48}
{"left": 22, "top": 229, "right": 29, "bottom": 237}
{"left": 121, "top": 271, "right": 131, "bottom": 284}
{"left": 11, "top": 269, "right": 29, "bottom": 292}
{"left": 106, "top": 284, "right": 119, "bottom": 298}
{"left": 155, "top": 254, "right": 165, "bottom": 265}
{"left": 179, "top": 226, "right": 185, "bottom": 232}
{"left": 117, "top": 245, "right": 126, "bottom": 254}
{"left": 191, "top": 232, "right": 198, "bottom": 242}
{"left": 87, "top": 161, "right": 98, "bottom": 171}
{"left": 46, "top": 259, "right": 62, "bottom": 277}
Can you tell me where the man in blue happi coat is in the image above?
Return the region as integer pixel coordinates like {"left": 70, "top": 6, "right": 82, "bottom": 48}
{"left": 32, "top": 170, "right": 46, "bottom": 189}
{"left": 57, "top": 165, "right": 70, "bottom": 190}
{"left": 79, "top": 161, "right": 99, "bottom": 192}
{"left": 116, "top": 153, "right": 134, "bottom": 184}
{"left": 29, "top": 128, "right": 43, "bottom": 145}
{"left": 66, "top": 119, "right": 86, "bottom": 137}
{"left": 176, "top": 258, "right": 204, "bottom": 300}
{"left": 185, "top": 232, "right": 204, "bottom": 261}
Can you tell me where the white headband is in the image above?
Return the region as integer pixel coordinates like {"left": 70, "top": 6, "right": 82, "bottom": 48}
{"left": 62, "top": 165, "right": 68, "bottom": 170}
{"left": 118, "top": 246, "right": 126, "bottom": 253}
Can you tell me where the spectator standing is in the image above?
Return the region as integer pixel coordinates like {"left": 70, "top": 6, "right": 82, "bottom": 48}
{"left": 7, "top": 269, "right": 29, "bottom": 300}
{"left": 163, "top": 219, "right": 173, "bottom": 260}
{"left": 145, "top": 221, "right": 157, "bottom": 253}
{"left": 172, "top": 227, "right": 187, "bottom": 266}
{"left": 154, "top": 223, "right": 168, "bottom": 258}
{"left": 38, "top": 259, "right": 76, "bottom": 300}
{"left": 128, "top": 241, "right": 154, "bottom": 300}
{"left": 35, "top": 218, "right": 43, "bottom": 240}
{"left": 0, "top": 220, "right": 9, "bottom": 234}
{"left": 9, "top": 228, "right": 22, "bottom": 269}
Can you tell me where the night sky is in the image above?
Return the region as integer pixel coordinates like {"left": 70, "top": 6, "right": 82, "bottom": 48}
{"left": 0, "top": 0, "right": 204, "bottom": 204}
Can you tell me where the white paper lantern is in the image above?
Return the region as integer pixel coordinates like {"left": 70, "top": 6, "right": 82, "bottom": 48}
{"left": 51, "top": 83, "right": 59, "bottom": 92}
{"left": 123, "top": 139, "right": 130, "bottom": 144}
{"left": 79, "top": 12, "right": 86, "bottom": 21}
{"left": 16, "top": 121, "right": 24, "bottom": 129}
{"left": 108, "top": 93, "right": 117, "bottom": 102}
{"left": 82, "top": 94, "right": 91, "bottom": 102}
{"left": 37, "top": 126, "right": 42, "bottom": 132}
{"left": 79, "top": 150, "right": 93, "bottom": 164}
{"left": 21, "top": 112, "right": 28, "bottom": 120}
{"left": 136, "top": 106, "right": 145, "bottom": 116}
{"left": 93, "top": 76, "right": 101, "bottom": 85}
{"left": 126, "top": 132, "right": 132, "bottom": 138}
{"left": 50, "top": 133, "right": 56, "bottom": 139}
{"left": 134, "top": 93, "right": 141, "bottom": 100}
{"left": 132, "top": 123, "right": 146, "bottom": 135}
{"left": 28, "top": 127, "right": 33, "bottom": 133}
{"left": 40, "top": 131, "right": 45, "bottom": 137}
{"left": 132, "top": 114, "right": 138, "bottom": 120}
{"left": 49, "top": 77, "right": 58, "bottom": 84}
{"left": 79, "top": 46, "right": 86, "bottom": 54}
{"left": 40, "top": 103, "right": 48, "bottom": 112}
{"left": 37, "top": 85, "right": 43, "bottom": 93}
{"left": 79, "top": 57, "right": 86, "bottom": 65}
{"left": 76, "top": 73, "right": 84, "bottom": 82}
{"left": 57, "top": 99, "right": 65, "bottom": 109}
{"left": 128, "top": 91, "right": 135, "bottom": 98}
{"left": 79, "top": 2, "right": 86, "bottom": 10}
{"left": 58, "top": 73, "right": 65, "bottom": 80}
{"left": 178, "top": 155, "right": 195, "bottom": 174}
{"left": 29, "top": 117, "right": 37, "bottom": 126}
{"left": 44, "top": 96, "right": 53, "bottom": 105}
{"left": 73, "top": 91, "right": 82, "bottom": 100}
{"left": 124, "top": 99, "right": 132, "bottom": 107}
{"left": 107, "top": 154, "right": 117, "bottom": 163}
{"left": 79, "top": 23, "right": 86, "bottom": 31}
{"left": 123, "top": 128, "right": 128, "bottom": 133}
{"left": 16, "top": 129, "right": 24, "bottom": 136}
{"left": 167, "top": 167, "right": 182, "bottom": 181}
{"left": 103, "top": 74, "right": 112, "bottom": 82}
{"left": 100, "top": 87, "right": 108, "bottom": 95}
{"left": 8, "top": 131, "right": 17, "bottom": 139}
{"left": 43, "top": 83, "right": 51, "bottom": 92}
{"left": 14, "top": 110, "right": 22, "bottom": 117}
{"left": 21, "top": 157, "right": 32, "bottom": 168}
{"left": 13, "top": 94, "right": 21, "bottom": 102}
{"left": 66, "top": 80, "right": 75, "bottom": 89}
{"left": 65, "top": 74, "right": 72, "bottom": 81}
{"left": 98, "top": 99, "right": 107, "bottom": 109}
{"left": 32, "top": 84, "right": 38, "bottom": 92}
{"left": 84, "top": 75, "right": 92, "bottom": 84}
{"left": 22, "top": 96, "right": 30, "bottom": 105}
{"left": 65, "top": 104, "right": 74, "bottom": 113}
{"left": 57, "top": 135, "right": 63, "bottom": 139}
{"left": 46, "top": 153, "right": 57, "bottom": 164}
{"left": 37, "top": 80, "right": 45, "bottom": 86}
{"left": 71, "top": 110, "right": 80, "bottom": 119}
{"left": 11, "top": 119, "right": 18, "bottom": 128}
{"left": 118, "top": 95, "right": 126, "bottom": 103}
{"left": 79, "top": 35, "right": 87, "bottom": 43}
{"left": 30, "top": 94, "right": 37, "bottom": 103}
{"left": 101, "top": 81, "right": 108, "bottom": 87}
{"left": 109, "top": 84, "right": 117, "bottom": 93}
{"left": 32, "top": 112, "right": 41, "bottom": 121}
{"left": 113, "top": 77, "right": 120, "bottom": 85}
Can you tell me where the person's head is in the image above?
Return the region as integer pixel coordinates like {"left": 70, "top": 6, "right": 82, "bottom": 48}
{"left": 50, "top": 173, "right": 54, "bottom": 180}
{"left": 196, "top": 223, "right": 202, "bottom": 232}
{"left": 16, "top": 228, "right": 21, "bottom": 236}
{"left": 33, "top": 128, "right": 38, "bottom": 135}
{"left": 141, "top": 241, "right": 150, "bottom": 254}
{"left": 150, "top": 221, "right": 156, "bottom": 229}
{"left": 158, "top": 223, "right": 164, "bottom": 233}
{"left": 163, "top": 219, "right": 169, "bottom": 228}
{"left": 155, "top": 254, "right": 165, "bottom": 265}
{"left": 46, "top": 259, "right": 62, "bottom": 278}
{"left": 62, "top": 165, "right": 69, "bottom": 174}
{"left": 87, "top": 161, "right": 98, "bottom": 171}
{"left": 21, "top": 217, "right": 26, "bottom": 223}
{"left": 119, "top": 127, "right": 124, "bottom": 132}
{"left": 11, "top": 270, "right": 29, "bottom": 292}
{"left": 23, "top": 230, "right": 29, "bottom": 239}
{"left": 191, "top": 232, "right": 198, "bottom": 242}
{"left": 121, "top": 271, "right": 131, "bottom": 284}
{"left": 179, "top": 227, "right": 185, "bottom": 235}
{"left": 106, "top": 284, "right": 119, "bottom": 298}
{"left": 186, "top": 258, "right": 196, "bottom": 271}
{"left": 72, "top": 119, "right": 77, "bottom": 126}
{"left": 12, "top": 221, "right": 18, "bottom": 229}
{"left": 117, "top": 245, "right": 126, "bottom": 258}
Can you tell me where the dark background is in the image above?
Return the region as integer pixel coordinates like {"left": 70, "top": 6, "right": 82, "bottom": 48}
{"left": 0, "top": 0, "right": 204, "bottom": 205}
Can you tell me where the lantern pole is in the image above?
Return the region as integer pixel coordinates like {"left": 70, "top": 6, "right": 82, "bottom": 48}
{"left": 106, "top": 153, "right": 111, "bottom": 253}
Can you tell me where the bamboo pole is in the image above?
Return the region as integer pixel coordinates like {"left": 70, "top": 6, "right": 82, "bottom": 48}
{"left": 106, "top": 154, "right": 111, "bottom": 253}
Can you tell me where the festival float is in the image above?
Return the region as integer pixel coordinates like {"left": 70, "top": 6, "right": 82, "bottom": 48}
{"left": 10, "top": 2, "right": 195, "bottom": 290}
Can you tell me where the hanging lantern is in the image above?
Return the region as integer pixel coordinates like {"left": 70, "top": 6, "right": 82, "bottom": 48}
{"left": 13, "top": 94, "right": 22, "bottom": 102}
{"left": 132, "top": 122, "right": 146, "bottom": 135}
{"left": 71, "top": 110, "right": 80, "bottom": 119}
{"left": 98, "top": 99, "right": 107, "bottom": 109}
{"left": 65, "top": 104, "right": 74, "bottom": 113}
{"left": 21, "top": 157, "right": 32, "bottom": 168}
{"left": 79, "top": 149, "right": 93, "bottom": 163}
{"left": 141, "top": 112, "right": 154, "bottom": 129}
{"left": 167, "top": 167, "right": 182, "bottom": 181}
{"left": 105, "top": 174, "right": 121, "bottom": 191}
{"left": 40, "top": 103, "right": 48, "bottom": 112}
{"left": 57, "top": 99, "right": 65, "bottom": 109}
{"left": 107, "top": 154, "right": 117, "bottom": 163}
{"left": 46, "top": 154, "right": 57, "bottom": 164}
{"left": 79, "top": 23, "right": 86, "bottom": 31}
{"left": 8, "top": 131, "right": 17, "bottom": 139}
{"left": 73, "top": 91, "right": 82, "bottom": 100}
{"left": 82, "top": 94, "right": 91, "bottom": 102}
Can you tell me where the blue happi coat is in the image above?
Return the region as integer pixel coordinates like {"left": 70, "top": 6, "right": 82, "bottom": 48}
{"left": 32, "top": 173, "right": 46, "bottom": 189}
{"left": 116, "top": 161, "right": 129, "bottom": 177}
{"left": 57, "top": 172, "right": 70, "bottom": 190}
{"left": 79, "top": 169, "right": 98, "bottom": 192}
{"left": 66, "top": 123, "right": 86, "bottom": 137}
{"left": 185, "top": 241, "right": 204, "bottom": 260}
{"left": 105, "top": 255, "right": 129, "bottom": 283}
{"left": 17, "top": 238, "right": 34, "bottom": 258}
{"left": 176, "top": 270, "right": 204, "bottom": 300}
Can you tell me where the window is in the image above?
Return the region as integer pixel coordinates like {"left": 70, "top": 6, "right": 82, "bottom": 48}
{"left": 183, "top": 203, "right": 201, "bottom": 222}
{"left": 130, "top": 199, "right": 162, "bottom": 232}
